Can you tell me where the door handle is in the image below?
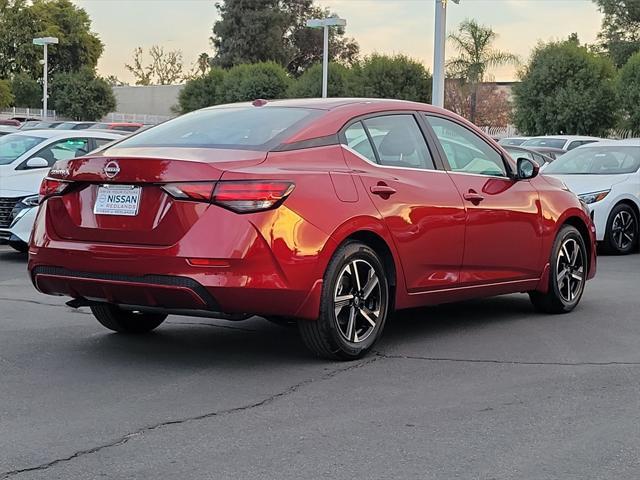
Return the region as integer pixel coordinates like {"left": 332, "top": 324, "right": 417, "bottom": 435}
{"left": 463, "top": 191, "right": 484, "bottom": 203}
{"left": 370, "top": 185, "right": 397, "bottom": 196}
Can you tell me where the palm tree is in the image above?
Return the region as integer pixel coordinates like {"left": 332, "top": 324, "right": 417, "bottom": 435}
{"left": 447, "top": 19, "right": 519, "bottom": 124}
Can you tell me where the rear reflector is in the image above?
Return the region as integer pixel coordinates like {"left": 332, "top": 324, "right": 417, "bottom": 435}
{"left": 212, "top": 181, "right": 295, "bottom": 213}
{"left": 187, "top": 258, "right": 231, "bottom": 267}
{"left": 39, "top": 178, "right": 72, "bottom": 201}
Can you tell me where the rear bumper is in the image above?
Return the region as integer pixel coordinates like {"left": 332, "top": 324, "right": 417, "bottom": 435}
{"left": 28, "top": 203, "right": 334, "bottom": 320}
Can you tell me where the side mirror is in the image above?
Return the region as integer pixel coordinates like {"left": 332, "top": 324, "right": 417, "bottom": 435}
{"left": 516, "top": 157, "right": 539, "bottom": 180}
{"left": 25, "top": 157, "right": 49, "bottom": 169}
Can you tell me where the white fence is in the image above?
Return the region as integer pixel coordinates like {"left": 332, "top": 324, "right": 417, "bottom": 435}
{"left": 102, "top": 112, "right": 174, "bottom": 125}
{"left": 0, "top": 107, "right": 57, "bottom": 120}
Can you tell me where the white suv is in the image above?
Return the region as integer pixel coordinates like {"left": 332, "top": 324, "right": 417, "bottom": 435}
{"left": 0, "top": 130, "right": 124, "bottom": 251}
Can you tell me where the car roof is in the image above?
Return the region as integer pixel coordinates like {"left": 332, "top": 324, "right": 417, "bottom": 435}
{"left": 527, "top": 135, "right": 601, "bottom": 141}
{"left": 582, "top": 138, "right": 640, "bottom": 147}
{"left": 6, "top": 129, "right": 123, "bottom": 140}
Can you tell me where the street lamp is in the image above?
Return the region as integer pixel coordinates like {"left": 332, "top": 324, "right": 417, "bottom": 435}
{"left": 432, "top": 0, "right": 459, "bottom": 107}
{"left": 306, "top": 16, "right": 347, "bottom": 98}
{"left": 32, "top": 36, "right": 58, "bottom": 120}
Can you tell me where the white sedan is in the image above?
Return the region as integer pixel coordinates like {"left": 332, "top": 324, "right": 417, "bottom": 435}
{"left": 543, "top": 139, "right": 640, "bottom": 254}
{"left": 0, "top": 129, "right": 125, "bottom": 252}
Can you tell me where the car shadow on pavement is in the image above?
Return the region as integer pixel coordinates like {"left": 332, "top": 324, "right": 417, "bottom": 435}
{"left": 79, "top": 294, "right": 535, "bottom": 368}
{"left": 383, "top": 294, "right": 536, "bottom": 343}
{"left": 0, "top": 248, "right": 27, "bottom": 263}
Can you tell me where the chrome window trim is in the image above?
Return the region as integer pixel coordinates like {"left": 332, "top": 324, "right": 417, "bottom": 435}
{"left": 341, "top": 145, "right": 449, "bottom": 174}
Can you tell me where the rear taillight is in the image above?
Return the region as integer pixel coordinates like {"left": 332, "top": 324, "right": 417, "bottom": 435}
{"left": 212, "top": 181, "right": 295, "bottom": 213}
{"left": 161, "top": 183, "right": 215, "bottom": 202}
{"left": 39, "top": 178, "right": 72, "bottom": 202}
{"left": 162, "top": 180, "right": 294, "bottom": 213}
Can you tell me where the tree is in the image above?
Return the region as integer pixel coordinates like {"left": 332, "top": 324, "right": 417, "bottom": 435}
{"left": 593, "top": 0, "right": 640, "bottom": 67}
{"left": 124, "top": 47, "right": 152, "bottom": 85}
{"left": 178, "top": 68, "right": 226, "bottom": 113}
{"left": 447, "top": 19, "right": 518, "bottom": 124}
{"left": 50, "top": 68, "right": 116, "bottom": 120}
{"left": 287, "top": 62, "right": 351, "bottom": 98}
{"left": 211, "top": 0, "right": 359, "bottom": 75}
{"left": 350, "top": 54, "right": 431, "bottom": 103}
{"left": 0, "top": 79, "right": 13, "bottom": 108}
{"left": 617, "top": 51, "right": 640, "bottom": 132}
{"left": 513, "top": 38, "right": 617, "bottom": 136}
{"left": 221, "top": 62, "right": 291, "bottom": 103}
{"left": 10, "top": 73, "right": 42, "bottom": 108}
{"left": 0, "top": 0, "right": 103, "bottom": 78}
{"left": 445, "top": 79, "right": 512, "bottom": 127}
{"left": 125, "top": 46, "right": 185, "bottom": 85}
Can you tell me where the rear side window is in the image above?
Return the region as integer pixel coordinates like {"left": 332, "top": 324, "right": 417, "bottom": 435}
{"left": 110, "top": 107, "right": 319, "bottom": 151}
{"left": 363, "top": 115, "right": 435, "bottom": 170}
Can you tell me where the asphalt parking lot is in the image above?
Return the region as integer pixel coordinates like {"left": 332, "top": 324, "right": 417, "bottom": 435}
{"left": 1, "top": 245, "right": 639, "bottom": 479}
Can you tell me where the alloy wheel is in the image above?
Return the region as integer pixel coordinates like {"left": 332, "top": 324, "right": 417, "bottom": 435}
{"left": 333, "top": 259, "right": 382, "bottom": 344}
{"left": 611, "top": 210, "right": 635, "bottom": 251}
{"left": 556, "top": 238, "right": 585, "bottom": 303}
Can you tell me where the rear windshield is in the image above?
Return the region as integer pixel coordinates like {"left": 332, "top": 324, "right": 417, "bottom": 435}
{"left": 110, "top": 107, "right": 320, "bottom": 151}
{"left": 0, "top": 135, "right": 45, "bottom": 165}
{"left": 522, "top": 138, "right": 567, "bottom": 149}
{"left": 544, "top": 146, "right": 640, "bottom": 175}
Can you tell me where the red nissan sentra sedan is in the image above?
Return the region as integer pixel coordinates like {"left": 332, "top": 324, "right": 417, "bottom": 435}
{"left": 28, "top": 99, "right": 596, "bottom": 360}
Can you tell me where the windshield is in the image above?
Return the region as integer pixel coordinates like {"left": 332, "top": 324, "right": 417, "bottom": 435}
{"left": 543, "top": 146, "right": 640, "bottom": 175}
{"left": 0, "top": 135, "right": 45, "bottom": 165}
{"left": 522, "top": 138, "right": 567, "bottom": 149}
{"left": 110, "top": 107, "right": 319, "bottom": 151}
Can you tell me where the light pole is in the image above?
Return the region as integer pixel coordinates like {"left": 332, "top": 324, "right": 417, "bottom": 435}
{"left": 432, "top": 0, "right": 459, "bottom": 107}
{"left": 32, "top": 37, "right": 58, "bottom": 120}
{"left": 306, "top": 16, "right": 347, "bottom": 98}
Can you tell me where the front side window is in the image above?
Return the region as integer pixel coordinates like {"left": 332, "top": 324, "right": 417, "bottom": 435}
{"left": 362, "top": 115, "right": 435, "bottom": 170}
{"left": 543, "top": 146, "right": 640, "bottom": 175}
{"left": 0, "top": 135, "right": 45, "bottom": 165}
{"left": 32, "top": 138, "right": 90, "bottom": 166}
{"left": 426, "top": 116, "right": 507, "bottom": 177}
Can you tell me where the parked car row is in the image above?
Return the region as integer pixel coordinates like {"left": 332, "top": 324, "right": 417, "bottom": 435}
{"left": 0, "top": 129, "right": 126, "bottom": 251}
{"left": 19, "top": 120, "right": 144, "bottom": 132}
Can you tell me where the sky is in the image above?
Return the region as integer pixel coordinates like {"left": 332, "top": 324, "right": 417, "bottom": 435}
{"left": 73, "top": 0, "right": 604, "bottom": 84}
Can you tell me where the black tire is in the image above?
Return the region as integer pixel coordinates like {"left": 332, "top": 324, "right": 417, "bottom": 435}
{"left": 603, "top": 203, "right": 638, "bottom": 255}
{"left": 529, "top": 225, "right": 588, "bottom": 314}
{"left": 298, "top": 241, "right": 390, "bottom": 360}
{"left": 90, "top": 304, "right": 167, "bottom": 334}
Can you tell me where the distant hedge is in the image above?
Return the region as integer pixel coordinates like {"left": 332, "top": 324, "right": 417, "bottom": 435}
{"left": 177, "top": 54, "right": 433, "bottom": 113}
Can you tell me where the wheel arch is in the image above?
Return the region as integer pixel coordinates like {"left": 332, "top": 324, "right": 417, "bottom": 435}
{"left": 562, "top": 215, "right": 593, "bottom": 274}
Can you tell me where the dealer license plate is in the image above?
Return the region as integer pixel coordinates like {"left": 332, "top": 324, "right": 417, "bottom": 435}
{"left": 93, "top": 185, "right": 142, "bottom": 216}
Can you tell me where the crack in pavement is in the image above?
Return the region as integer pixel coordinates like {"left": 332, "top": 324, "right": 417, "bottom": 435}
{"left": 0, "top": 297, "right": 66, "bottom": 309}
{"left": 376, "top": 352, "right": 640, "bottom": 366}
{"left": 0, "top": 356, "right": 380, "bottom": 478}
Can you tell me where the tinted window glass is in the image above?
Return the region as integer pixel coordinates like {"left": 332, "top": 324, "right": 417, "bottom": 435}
{"left": 111, "top": 107, "right": 318, "bottom": 151}
{"left": 426, "top": 116, "right": 507, "bottom": 177}
{"left": 344, "top": 122, "right": 377, "bottom": 163}
{"left": 93, "top": 138, "right": 116, "bottom": 149}
{"left": 362, "top": 115, "right": 435, "bottom": 170}
{"left": 543, "top": 146, "right": 640, "bottom": 175}
{"left": 521, "top": 138, "right": 567, "bottom": 149}
{"left": 33, "top": 138, "right": 90, "bottom": 166}
{"left": 0, "top": 135, "right": 44, "bottom": 165}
